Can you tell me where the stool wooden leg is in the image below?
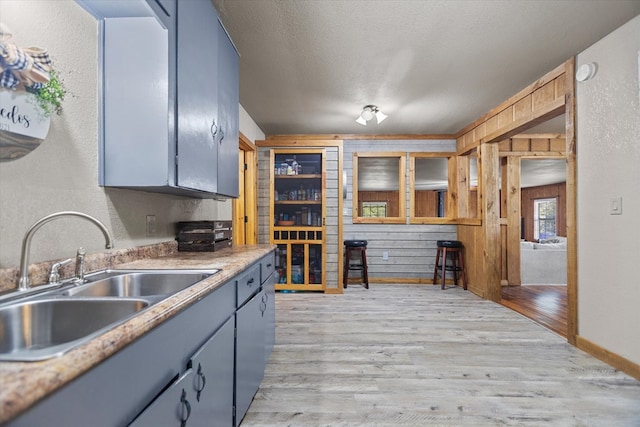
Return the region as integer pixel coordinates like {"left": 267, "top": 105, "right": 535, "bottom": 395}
{"left": 441, "top": 247, "right": 447, "bottom": 290}
{"left": 343, "top": 248, "right": 350, "bottom": 288}
{"left": 362, "top": 247, "right": 369, "bottom": 289}
{"left": 452, "top": 251, "right": 458, "bottom": 286}
{"left": 433, "top": 248, "right": 441, "bottom": 285}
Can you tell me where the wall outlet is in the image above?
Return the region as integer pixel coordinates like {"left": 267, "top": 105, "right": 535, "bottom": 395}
{"left": 146, "top": 215, "right": 157, "bottom": 235}
{"left": 382, "top": 251, "right": 389, "bottom": 260}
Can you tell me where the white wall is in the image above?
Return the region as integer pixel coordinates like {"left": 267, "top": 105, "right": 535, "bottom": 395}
{"left": 576, "top": 15, "right": 640, "bottom": 364}
{"left": 239, "top": 104, "right": 265, "bottom": 144}
{"left": 0, "top": 0, "right": 263, "bottom": 268}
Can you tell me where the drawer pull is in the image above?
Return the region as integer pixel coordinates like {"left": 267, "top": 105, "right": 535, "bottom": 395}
{"left": 266, "top": 263, "right": 272, "bottom": 268}
{"left": 180, "top": 389, "right": 191, "bottom": 427}
{"left": 246, "top": 277, "right": 255, "bottom": 286}
{"left": 195, "top": 363, "right": 206, "bottom": 402}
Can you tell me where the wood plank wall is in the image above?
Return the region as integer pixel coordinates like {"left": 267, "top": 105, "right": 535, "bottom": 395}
{"left": 343, "top": 139, "right": 458, "bottom": 283}
{"left": 415, "top": 190, "right": 445, "bottom": 217}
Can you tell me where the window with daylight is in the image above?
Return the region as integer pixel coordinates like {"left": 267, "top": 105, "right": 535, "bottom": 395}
{"left": 534, "top": 198, "right": 557, "bottom": 240}
{"left": 361, "top": 202, "right": 387, "bottom": 217}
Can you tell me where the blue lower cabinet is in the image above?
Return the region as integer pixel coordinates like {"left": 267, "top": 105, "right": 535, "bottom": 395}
{"left": 189, "top": 317, "right": 235, "bottom": 426}
{"left": 129, "top": 317, "right": 235, "bottom": 427}
{"left": 128, "top": 369, "right": 193, "bottom": 427}
{"left": 263, "top": 275, "right": 276, "bottom": 365}
{"left": 235, "top": 290, "right": 267, "bottom": 426}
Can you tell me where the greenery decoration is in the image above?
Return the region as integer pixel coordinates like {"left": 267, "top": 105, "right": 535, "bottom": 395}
{"left": 26, "top": 70, "right": 67, "bottom": 117}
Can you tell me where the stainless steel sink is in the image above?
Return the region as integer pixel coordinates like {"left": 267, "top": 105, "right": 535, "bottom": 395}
{"left": 65, "top": 269, "right": 218, "bottom": 298}
{"left": 0, "top": 269, "right": 219, "bottom": 361}
{"left": 0, "top": 298, "right": 149, "bottom": 361}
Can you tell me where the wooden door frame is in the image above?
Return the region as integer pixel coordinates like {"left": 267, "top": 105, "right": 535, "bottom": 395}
{"left": 454, "top": 58, "right": 577, "bottom": 344}
{"left": 233, "top": 132, "right": 258, "bottom": 245}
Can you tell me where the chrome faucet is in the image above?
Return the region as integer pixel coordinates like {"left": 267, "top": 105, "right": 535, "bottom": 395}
{"left": 48, "top": 258, "right": 73, "bottom": 285}
{"left": 17, "top": 211, "right": 115, "bottom": 291}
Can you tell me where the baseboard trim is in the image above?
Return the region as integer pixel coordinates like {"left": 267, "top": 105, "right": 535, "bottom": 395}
{"left": 368, "top": 277, "right": 462, "bottom": 285}
{"left": 576, "top": 335, "right": 640, "bottom": 381}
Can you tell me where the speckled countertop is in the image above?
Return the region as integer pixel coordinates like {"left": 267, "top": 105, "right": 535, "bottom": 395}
{"left": 0, "top": 244, "right": 275, "bottom": 424}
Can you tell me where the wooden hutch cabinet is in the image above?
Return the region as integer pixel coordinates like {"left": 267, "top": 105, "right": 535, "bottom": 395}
{"left": 270, "top": 149, "right": 326, "bottom": 291}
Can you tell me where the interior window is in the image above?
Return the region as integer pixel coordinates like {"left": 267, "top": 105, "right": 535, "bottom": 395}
{"left": 409, "top": 154, "right": 452, "bottom": 221}
{"left": 352, "top": 153, "right": 406, "bottom": 224}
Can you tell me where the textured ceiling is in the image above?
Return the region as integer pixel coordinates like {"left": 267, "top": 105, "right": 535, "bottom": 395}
{"left": 213, "top": 0, "right": 640, "bottom": 136}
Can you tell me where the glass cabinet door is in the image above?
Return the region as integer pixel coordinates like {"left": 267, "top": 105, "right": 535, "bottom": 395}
{"left": 270, "top": 149, "right": 325, "bottom": 291}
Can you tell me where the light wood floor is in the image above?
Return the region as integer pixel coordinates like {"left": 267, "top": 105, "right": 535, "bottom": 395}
{"left": 241, "top": 284, "right": 640, "bottom": 426}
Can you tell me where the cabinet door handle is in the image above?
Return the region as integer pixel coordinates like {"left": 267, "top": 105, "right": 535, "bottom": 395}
{"left": 219, "top": 128, "right": 225, "bottom": 144}
{"left": 210, "top": 119, "right": 218, "bottom": 140}
{"left": 246, "top": 277, "right": 255, "bottom": 286}
{"left": 195, "top": 363, "right": 206, "bottom": 402}
{"left": 259, "top": 300, "right": 267, "bottom": 316}
{"left": 180, "top": 389, "right": 191, "bottom": 427}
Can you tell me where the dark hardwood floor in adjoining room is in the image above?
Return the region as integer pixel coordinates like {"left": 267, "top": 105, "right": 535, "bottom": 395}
{"left": 500, "top": 285, "right": 568, "bottom": 338}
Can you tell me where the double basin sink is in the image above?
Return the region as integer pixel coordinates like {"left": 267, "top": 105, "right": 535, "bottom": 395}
{"left": 0, "top": 269, "right": 219, "bottom": 362}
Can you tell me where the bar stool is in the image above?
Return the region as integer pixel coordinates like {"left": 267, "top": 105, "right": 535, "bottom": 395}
{"left": 343, "top": 240, "right": 369, "bottom": 289}
{"left": 432, "top": 240, "right": 467, "bottom": 290}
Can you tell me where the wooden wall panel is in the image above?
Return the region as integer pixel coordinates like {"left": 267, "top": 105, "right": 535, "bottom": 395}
{"left": 550, "top": 138, "right": 565, "bottom": 152}
{"left": 458, "top": 224, "right": 484, "bottom": 296}
{"left": 415, "top": 190, "right": 439, "bottom": 217}
{"left": 513, "top": 95, "right": 532, "bottom": 121}
{"left": 532, "top": 81, "right": 556, "bottom": 110}
{"left": 511, "top": 138, "right": 530, "bottom": 152}
{"left": 530, "top": 138, "right": 550, "bottom": 151}
{"left": 505, "top": 156, "right": 522, "bottom": 286}
{"left": 498, "top": 135, "right": 566, "bottom": 154}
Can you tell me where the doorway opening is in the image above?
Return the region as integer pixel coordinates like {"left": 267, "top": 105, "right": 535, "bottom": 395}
{"left": 232, "top": 133, "right": 258, "bottom": 245}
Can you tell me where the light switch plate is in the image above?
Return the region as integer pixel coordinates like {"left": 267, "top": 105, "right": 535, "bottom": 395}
{"left": 610, "top": 197, "right": 622, "bottom": 215}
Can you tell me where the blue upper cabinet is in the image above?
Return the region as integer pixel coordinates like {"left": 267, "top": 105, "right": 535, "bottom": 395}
{"left": 216, "top": 19, "right": 240, "bottom": 198}
{"left": 176, "top": 0, "right": 220, "bottom": 194}
{"left": 175, "top": 0, "right": 239, "bottom": 197}
{"left": 83, "top": 0, "right": 239, "bottom": 198}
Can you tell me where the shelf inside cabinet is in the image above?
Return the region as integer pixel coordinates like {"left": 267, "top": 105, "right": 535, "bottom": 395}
{"left": 275, "top": 200, "right": 321, "bottom": 205}
{"left": 275, "top": 174, "right": 322, "bottom": 179}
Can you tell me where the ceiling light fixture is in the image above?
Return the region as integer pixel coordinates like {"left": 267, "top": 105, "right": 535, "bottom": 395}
{"left": 356, "top": 105, "right": 387, "bottom": 125}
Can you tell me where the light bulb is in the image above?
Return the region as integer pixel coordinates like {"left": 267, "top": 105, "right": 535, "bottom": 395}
{"left": 361, "top": 107, "right": 375, "bottom": 121}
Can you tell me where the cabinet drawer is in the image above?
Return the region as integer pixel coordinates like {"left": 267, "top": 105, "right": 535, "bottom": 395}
{"left": 236, "top": 262, "right": 261, "bottom": 307}
{"left": 261, "top": 252, "right": 276, "bottom": 284}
